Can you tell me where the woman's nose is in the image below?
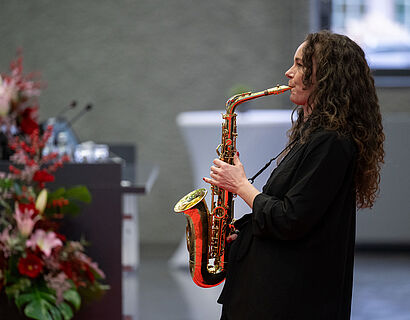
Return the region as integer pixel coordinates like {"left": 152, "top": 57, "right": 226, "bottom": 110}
{"left": 285, "top": 66, "right": 294, "bottom": 79}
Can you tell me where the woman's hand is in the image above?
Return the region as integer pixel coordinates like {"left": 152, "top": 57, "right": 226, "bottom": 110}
{"left": 203, "top": 152, "right": 248, "bottom": 194}
{"left": 203, "top": 152, "right": 261, "bottom": 208}
{"left": 226, "top": 231, "right": 239, "bottom": 243}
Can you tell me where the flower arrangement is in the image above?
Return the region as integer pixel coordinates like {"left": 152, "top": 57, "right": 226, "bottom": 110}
{"left": 0, "top": 54, "right": 107, "bottom": 320}
{"left": 0, "top": 51, "right": 41, "bottom": 137}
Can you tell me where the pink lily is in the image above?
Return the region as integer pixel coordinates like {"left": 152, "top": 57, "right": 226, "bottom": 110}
{"left": 26, "top": 230, "right": 63, "bottom": 257}
{"left": 0, "top": 226, "right": 11, "bottom": 245}
{"left": 14, "top": 205, "right": 40, "bottom": 237}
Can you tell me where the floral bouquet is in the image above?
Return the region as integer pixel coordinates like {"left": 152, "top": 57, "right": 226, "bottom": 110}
{"left": 0, "top": 55, "right": 107, "bottom": 320}
{"left": 0, "top": 127, "right": 108, "bottom": 320}
{"left": 0, "top": 51, "right": 41, "bottom": 137}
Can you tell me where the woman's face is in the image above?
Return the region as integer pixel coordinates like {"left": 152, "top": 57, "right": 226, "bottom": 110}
{"left": 285, "top": 42, "right": 316, "bottom": 111}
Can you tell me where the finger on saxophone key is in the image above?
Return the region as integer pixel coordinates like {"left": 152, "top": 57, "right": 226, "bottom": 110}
{"left": 226, "top": 231, "right": 239, "bottom": 243}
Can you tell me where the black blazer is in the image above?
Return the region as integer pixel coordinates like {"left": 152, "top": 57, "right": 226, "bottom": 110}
{"left": 218, "top": 129, "right": 357, "bottom": 320}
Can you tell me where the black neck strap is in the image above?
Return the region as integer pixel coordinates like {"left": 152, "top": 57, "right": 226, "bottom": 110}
{"left": 248, "top": 139, "right": 298, "bottom": 184}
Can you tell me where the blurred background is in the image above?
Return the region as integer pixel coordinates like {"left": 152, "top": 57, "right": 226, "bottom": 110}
{"left": 1, "top": 0, "right": 409, "bottom": 247}
{"left": 1, "top": 0, "right": 409, "bottom": 319}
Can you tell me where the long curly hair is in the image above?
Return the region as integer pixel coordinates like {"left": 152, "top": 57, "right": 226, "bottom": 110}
{"left": 287, "top": 30, "right": 384, "bottom": 209}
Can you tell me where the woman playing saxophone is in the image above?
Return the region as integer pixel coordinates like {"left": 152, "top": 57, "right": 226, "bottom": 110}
{"left": 203, "top": 30, "right": 385, "bottom": 320}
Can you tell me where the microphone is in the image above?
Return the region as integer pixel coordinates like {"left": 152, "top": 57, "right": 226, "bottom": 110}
{"left": 51, "top": 103, "right": 93, "bottom": 148}
{"left": 67, "top": 103, "right": 93, "bottom": 127}
{"left": 55, "top": 100, "right": 77, "bottom": 118}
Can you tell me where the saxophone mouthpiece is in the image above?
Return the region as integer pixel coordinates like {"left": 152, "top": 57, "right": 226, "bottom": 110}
{"left": 266, "top": 85, "right": 291, "bottom": 95}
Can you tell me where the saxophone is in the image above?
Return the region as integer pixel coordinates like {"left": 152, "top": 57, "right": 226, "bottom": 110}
{"left": 174, "top": 85, "right": 291, "bottom": 288}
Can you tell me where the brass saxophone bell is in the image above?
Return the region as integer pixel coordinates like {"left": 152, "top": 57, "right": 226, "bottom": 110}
{"left": 174, "top": 188, "right": 207, "bottom": 213}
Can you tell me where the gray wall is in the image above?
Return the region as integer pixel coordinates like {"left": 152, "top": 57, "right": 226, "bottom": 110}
{"left": 1, "top": 1, "right": 409, "bottom": 246}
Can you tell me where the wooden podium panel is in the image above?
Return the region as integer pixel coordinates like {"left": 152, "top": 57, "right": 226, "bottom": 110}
{"left": 54, "top": 163, "right": 123, "bottom": 320}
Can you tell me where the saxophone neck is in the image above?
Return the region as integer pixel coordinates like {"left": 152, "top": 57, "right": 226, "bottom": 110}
{"left": 225, "top": 84, "right": 291, "bottom": 114}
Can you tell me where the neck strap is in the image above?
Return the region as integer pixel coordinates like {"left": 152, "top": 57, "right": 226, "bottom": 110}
{"left": 248, "top": 139, "right": 298, "bottom": 184}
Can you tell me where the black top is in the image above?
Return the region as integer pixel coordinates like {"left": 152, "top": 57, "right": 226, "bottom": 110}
{"left": 218, "top": 129, "right": 357, "bottom": 320}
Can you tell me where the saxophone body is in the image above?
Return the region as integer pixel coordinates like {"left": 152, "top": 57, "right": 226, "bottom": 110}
{"left": 174, "top": 85, "right": 291, "bottom": 288}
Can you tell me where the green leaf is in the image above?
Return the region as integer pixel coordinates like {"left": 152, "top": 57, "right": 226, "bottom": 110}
{"left": 48, "top": 187, "right": 66, "bottom": 199}
{"left": 24, "top": 298, "right": 54, "bottom": 320}
{"left": 6, "top": 278, "right": 32, "bottom": 299}
{"left": 13, "top": 182, "right": 22, "bottom": 196}
{"left": 15, "top": 292, "right": 35, "bottom": 309}
{"left": 77, "top": 282, "right": 108, "bottom": 305}
{"left": 0, "top": 198, "right": 12, "bottom": 211}
{"left": 46, "top": 185, "right": 91, "bottom": 217}
{"left": 57, "top": 302, "right": 74, "bottom": 320}
{"left": 65, "top": 186, "right": 92, "bottom": 203}
{"left": 48, "top": 305, "right": 62, "bottom": 320}
{"left": 15, "top": 286, "right": 77, "bottom": 320}
{"left": 38, "top": 291, "right": 56, "bottom": 304}
{"left": 61, "top": 202, "right": 81, "bottom": 216}
{"left": 63, "top": 289, "right": 81, "bottom": 311}
{"left": 0, "top": 177, "right": 13, "bottom": 189}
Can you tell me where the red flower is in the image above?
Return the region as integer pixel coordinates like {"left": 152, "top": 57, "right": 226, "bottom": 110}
{"left": 8, "top": 165, "right": 21, "bottom": 175}
{"left": 55, "top": 232, "right": 66, "bottom": 243}
{"left": 34, "top": 219, "right": 60, "bottom": 232}
{"left": 84, "top": 264, "right": 95, "bottom": 283}
{"left": 33, "top": 170, "right": 54, "bottom": 187}
{"left": 61, "top": 259, "right": 94, "bottom": 287}
{"left": 20, "top": 107, "right": 39, "bottom": 135}
{"left": 18, "top": 202, "right": 39, "bottom": 217}
{"left": 18, "top": 252, "right": 44, "bottom": 278}
{"left": 61, "top": 261, "right": 75, "bottom": 283}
